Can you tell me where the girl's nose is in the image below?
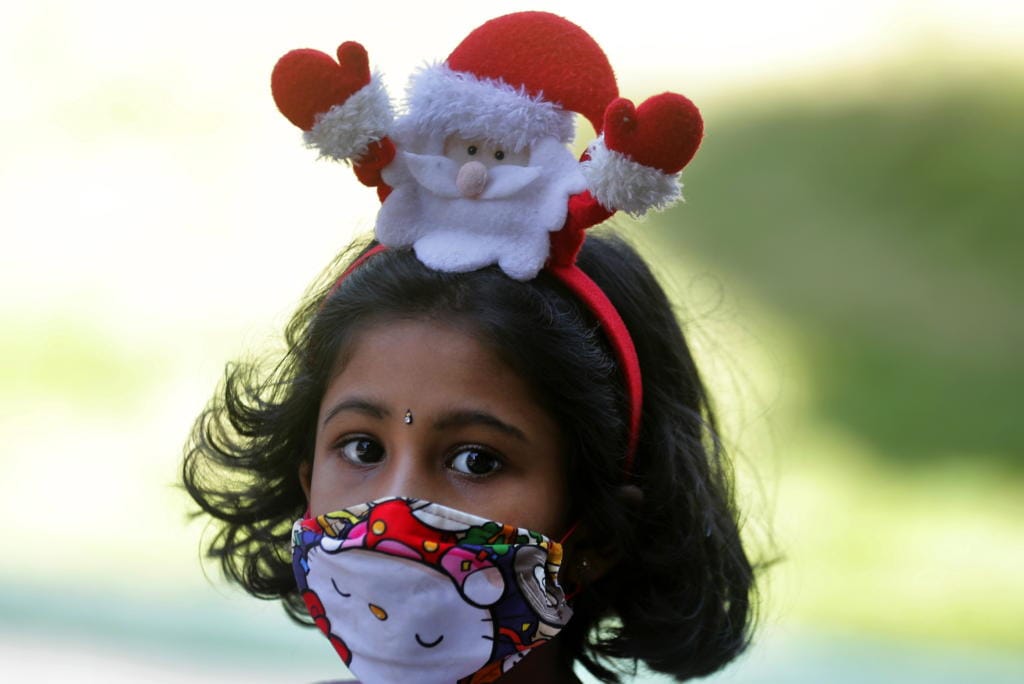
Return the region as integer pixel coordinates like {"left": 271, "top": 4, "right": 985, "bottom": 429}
{"left": 456, "top": 160, "right": 488, "bottom": 198}
{"left": 375, "top": 445, "right": 445, "bottom": 503}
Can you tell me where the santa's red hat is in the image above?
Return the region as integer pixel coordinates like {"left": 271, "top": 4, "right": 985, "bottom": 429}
{"left": 402, "top": 12, "right": 619, "bottom": 152}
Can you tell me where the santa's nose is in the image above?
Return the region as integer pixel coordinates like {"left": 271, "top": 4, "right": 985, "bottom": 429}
{"left": 456, "top": 160, "right": 488, "bottom": 198}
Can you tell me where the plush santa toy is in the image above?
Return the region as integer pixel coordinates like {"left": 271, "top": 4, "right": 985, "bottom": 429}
{"left": 271, "top": 11, "right": 703, "bottom": 280}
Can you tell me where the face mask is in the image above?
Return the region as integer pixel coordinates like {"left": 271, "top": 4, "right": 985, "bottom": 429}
{"left": 292, "top": 497, "right": 574, "bottom": 684}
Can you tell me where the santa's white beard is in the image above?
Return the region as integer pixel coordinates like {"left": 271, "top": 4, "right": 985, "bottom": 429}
{"left": 376, "top": 136, "right": 588, "bottom": 280}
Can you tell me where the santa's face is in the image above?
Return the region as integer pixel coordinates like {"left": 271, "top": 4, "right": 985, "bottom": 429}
{"left": 442, "top": 136, "right": 531, "bottom": 197}
{"left": 376, "top": 127, "right": 588, "bottom": 280}
{"left": 441, "top": 136, "right": 534, "bottom": 200}
{"left": 444, "top": 136, "right": 531, "bottom": 168}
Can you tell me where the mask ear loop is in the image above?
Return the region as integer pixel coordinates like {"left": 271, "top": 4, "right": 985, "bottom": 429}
{"left": 558, "top": 520, "right": 586, "bottom": 601}
{"left": 547, "top": 263, "right": 642, "bottom": 602}
{"left": 559, "top": 520, "right": 580, "bottom": 545}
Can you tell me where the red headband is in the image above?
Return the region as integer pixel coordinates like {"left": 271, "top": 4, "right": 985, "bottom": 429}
{"left": 331, "top": 245, "right": 642, "bottom": 475}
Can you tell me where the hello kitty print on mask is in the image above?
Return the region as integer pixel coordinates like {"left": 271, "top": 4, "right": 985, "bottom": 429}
{"left": 292, "top": 497, "right": 573, "bottom": 684}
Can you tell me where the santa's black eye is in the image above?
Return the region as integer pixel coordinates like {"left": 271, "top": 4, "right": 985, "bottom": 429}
{"left": 494, "top": 150, "right": 505, "bottom": 161}
{"left": 467, "top": 145, "right": 478, "bottom": 155}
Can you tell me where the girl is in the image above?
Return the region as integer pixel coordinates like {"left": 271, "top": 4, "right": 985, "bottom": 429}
{"left": 185, "top": 11, "right": 756, "bottom": 684}
{"left": 183, "top": 234, "right": 757, "bottom": 683}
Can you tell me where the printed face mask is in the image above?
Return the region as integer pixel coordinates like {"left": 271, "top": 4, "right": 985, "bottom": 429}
{"left": 292, "top": 497, "right": 573, "bottom": 684}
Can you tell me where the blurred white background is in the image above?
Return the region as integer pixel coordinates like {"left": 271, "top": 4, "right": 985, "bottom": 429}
{"left": 1, "top": 1, "right": 1022, "bottom": 681}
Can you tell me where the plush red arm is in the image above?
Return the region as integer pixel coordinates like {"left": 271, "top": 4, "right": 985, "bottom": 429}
{"left": 603, "top": 93, "right": 703, "bottom": 174}
{"left": 549, "top": 191, "right": 614, "bottom": 267}
{"left": 272, "top": 42, "right": 372, "bottom": 131}
{"left": 272, "top": 41, "right": 395, "bottom": 194}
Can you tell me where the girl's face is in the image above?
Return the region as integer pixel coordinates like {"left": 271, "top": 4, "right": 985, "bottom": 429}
{"left": 302, "top": 318, "right": 570, "bottom": 537}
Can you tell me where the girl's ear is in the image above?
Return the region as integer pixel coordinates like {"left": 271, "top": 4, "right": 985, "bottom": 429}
{"left": 616, "top": 483, "right": 644, "bottom": 508}
{"left": 298, "top": 461, "right": 313, "bottom": 501}
{"left": 563, "top": 484, "right": 644, "bottom": 586}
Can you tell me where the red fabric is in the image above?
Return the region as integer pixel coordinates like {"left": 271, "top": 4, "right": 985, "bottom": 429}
{"left": 548, "top": 264, "right": 642, "bottom": 474}
{"left": 603, "top": 93, "right": 703, "bottom": 173}
{"left": 362, "top": 499, "right": 459, "bottom": 565}
{"left": 446, "top": 12, "right": 619, "bottom": 134}
{"left": 271, "top": 42, "right": 372, "bottom": 131}
{"left": 304, "top": 589, "right": 327, "bottom": 626}
{"left": 339, "top": 244, "right": 387, "bottom": 278}
{"left": 549, "top": 191, "right": 615, "bottom": 267}
{"left": 304, "top": 590, "right": 352, "bottom": 664}
{"left": 462, "top": 660, "right": 505, "bottom": 684}
{"left": 353, "top": 138, "right": 396, "bottom": 187}
{"left": 323, "top": 243, "right": 387, "bottom": 304}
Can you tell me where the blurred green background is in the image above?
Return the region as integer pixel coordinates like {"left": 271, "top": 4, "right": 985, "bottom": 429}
{"left": 1, "top": 1, "right": 1021, "bottom": 682}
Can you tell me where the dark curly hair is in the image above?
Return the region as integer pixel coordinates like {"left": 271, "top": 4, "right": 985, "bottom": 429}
{"left": 183, "top": 232, "right": 757, "bottom": 681}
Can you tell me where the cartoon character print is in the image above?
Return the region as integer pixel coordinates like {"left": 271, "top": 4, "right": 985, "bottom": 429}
{"left": 292, "top": 498, "right": 572, "bottom": 684}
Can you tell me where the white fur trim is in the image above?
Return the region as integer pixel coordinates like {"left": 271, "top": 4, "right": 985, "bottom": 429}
{"left": 303, "top": 72, "right": 393, "bottom": 161}
{"left": 581, "top": 136, "right": 683, "bottom": 216}
{"left": 402, "top": 63, "right": 575, "bottom": 153}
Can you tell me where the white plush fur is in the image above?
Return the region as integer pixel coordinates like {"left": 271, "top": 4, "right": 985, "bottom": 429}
{"left": 402, "top": 63, "right": 576, "bottom": 153}
{"left": 304, "top": 72, "right": 394, "bottom": 161}
{"left": 581, "top": 136, "right": 683, "bottom": 216}
{"left": 377, "top": 135, "right": 587, "bottom": 280}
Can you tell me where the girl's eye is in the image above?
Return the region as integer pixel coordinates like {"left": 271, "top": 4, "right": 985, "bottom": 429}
{"left": 467, "top": 145, "right": 478, "bottom": 156}
{"left": 448, "top": 447, "right": 502, "bottom": 477}
{"left": 494, "top": 150, "right": 505, "bottom": 161}
{"left": 338, "top": 437, "right": 385, "bottom": 466}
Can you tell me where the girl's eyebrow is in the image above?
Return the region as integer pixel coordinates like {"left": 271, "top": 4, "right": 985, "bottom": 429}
{"left": 433, "top": 410, "right": 528, "bottom": 443}
{"left": 321, "top": 398, "right": 389, "bottom": 428}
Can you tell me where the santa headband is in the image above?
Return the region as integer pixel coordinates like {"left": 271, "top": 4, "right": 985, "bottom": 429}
{"left": 271, "top": 11, "right": 705, "bottom": 473}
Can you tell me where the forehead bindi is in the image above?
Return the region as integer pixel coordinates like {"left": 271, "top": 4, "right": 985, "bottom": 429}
{"left": 320, "top": 319, "right": 546, "bottom": 429}
{"left": 311, "top": 317, "right": 570, "bottom": 534}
